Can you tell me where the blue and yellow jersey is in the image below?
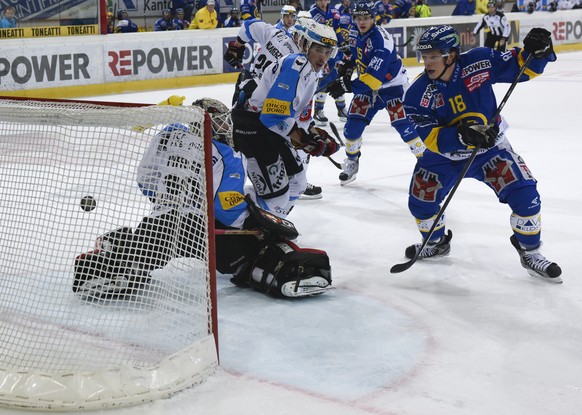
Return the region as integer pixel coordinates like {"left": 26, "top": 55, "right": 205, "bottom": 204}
{"left": 240, "top": 0, "right": 262, "bottom": 20}
{"left": 403, "top": 47, "right": 556, "bottom": 156}
{"left": 349, "top": 25, "right": 404, "bottom": 93}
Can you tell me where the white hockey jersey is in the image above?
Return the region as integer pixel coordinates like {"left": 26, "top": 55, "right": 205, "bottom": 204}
{"left": 237, "top": 18, "right": 300, "bottom": 81}
{"left": 248, "top": 53, "right": 321, "bottom": 138}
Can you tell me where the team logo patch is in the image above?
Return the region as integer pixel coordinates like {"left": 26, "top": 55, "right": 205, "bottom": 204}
{"left": 218, "top": 191, "right": 245, "bottom": 210}
{"left": 411, "top": 168, "right": 442, "bottom": 202}
{"left": 263, "top": 98, "right": 291, "bottom": 116}
{"left": 461, "top": 60, "right": 492, "bottom": 78}
{"left": 387, "top": 99, "right": 405, "bottom": 122}
{"left": 483, "top": 156, "right": 517, "bottom": 194}
{"left": 348, "top": 94, "right": 372, "bottom": 117}
{"left": 420, "top": 84, "right": 437, "bottom": 108}
{"left": 465, "top": 72, "right": 490, "bottom": 92}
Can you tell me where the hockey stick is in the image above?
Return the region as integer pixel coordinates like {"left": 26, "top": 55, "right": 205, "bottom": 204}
{"left": 390, "top": 53, "right": 535, "bottom": 274}
{"left": 329, "top": 122, "right": 346, "bottom": 146}
{"left": 394, "top": 35, "right": 414, "bottom": 48}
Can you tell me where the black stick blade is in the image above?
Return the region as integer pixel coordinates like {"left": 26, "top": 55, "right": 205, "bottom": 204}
{"left": 390, "top": 259, "right": 416, "bottom": 274}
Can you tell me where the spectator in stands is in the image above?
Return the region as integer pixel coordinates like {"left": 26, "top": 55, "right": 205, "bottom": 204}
{"left": 1, "top": 6, "right": 17, "bottom": 28}
{"left": 375, "top": 0, "right": 393, "bottom": 25}
{"left": 154, "top": 9, "right": 175, "bottom": 31}
{"left": 173, "top": 8, "right": 190, "bottom": 29}
{"left": 223, "top": 7, "right": 242, "bottom": 27}
{"left": 393, "top": 0, "right": 414, "bottom": 17}
{"left": 189, "top": 0, "right": 219, "bottom": 29}
{"left": 106, "top": 11, "right": 115, "bottom": 33}
{"left": 173, "top": 0, "right": 196, "bottom": 22}
{"left": 452, "top": 0, "right": 476, "bottom": 15}
{"left": 476, "top": 0, "right": 489, "bottom": 12}
{"left": 512, "top": 0, "right": 538, "bottom": 12}
{"left": 115, "top": 9, "right": 139, "bottom": 33}
{"left": 412, "top": 0, "right": 432, "bottom": 16}
{"left": 556, "top": 0, "right": 581, "bottom": 8}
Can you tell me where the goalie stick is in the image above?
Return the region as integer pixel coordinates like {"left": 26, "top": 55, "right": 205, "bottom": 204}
{"left": 389, "top": 53, "right": 535, "bottom": 274}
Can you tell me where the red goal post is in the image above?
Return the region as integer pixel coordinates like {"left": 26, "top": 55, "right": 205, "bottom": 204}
{"left": 0, "top": 96, "right": 218, "bottom": 410}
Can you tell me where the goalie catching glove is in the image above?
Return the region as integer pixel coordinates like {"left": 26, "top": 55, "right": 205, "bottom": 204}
{"left": 457, "top": 123, "right": 499, "bottom": 149}
{"left": 290, "top": 124, "right": 340, "bottom": 157}
{"left": 326, "top": 75, "right": 352, "bottom": 99}
{"left": 224, "top": 40, "right": 245, "bottom": 68}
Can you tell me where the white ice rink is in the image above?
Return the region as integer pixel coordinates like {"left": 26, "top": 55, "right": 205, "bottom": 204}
{"left": 3, "top": 51, "right": 582, "bottom": 415}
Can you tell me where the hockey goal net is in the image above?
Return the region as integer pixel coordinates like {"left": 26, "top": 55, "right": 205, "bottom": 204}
{"left": 0, "top": 97, "right": 218, "bottom": 410}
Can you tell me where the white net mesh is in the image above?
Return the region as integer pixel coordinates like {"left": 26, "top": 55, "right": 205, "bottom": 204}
{"left": 0, "top": 98, "right": 217, "bottom": 410}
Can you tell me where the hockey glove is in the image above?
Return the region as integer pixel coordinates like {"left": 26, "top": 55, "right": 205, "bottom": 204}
{"left": 336, "top": 58, "right": 355, "bottom": 78}
{"left": 224, "top": 41, "right": 245, "bottom": 68}
{"left": 292, "top": 127, "right": 340, "bottom": 157}
{"left": 326, "top": 76, "right": 352, "bottom": 99}
{"left": 523, "top": 28, "right": 554, "bottom": 59}
{"left": 457, "top": 124, "right": 499, "bottom": 149}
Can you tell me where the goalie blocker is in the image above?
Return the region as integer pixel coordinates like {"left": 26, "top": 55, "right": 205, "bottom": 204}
{"left": 74, "top": 196, "right": 332, "bottom": 299}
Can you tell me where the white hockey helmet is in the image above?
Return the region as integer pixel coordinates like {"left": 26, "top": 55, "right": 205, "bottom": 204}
{"left": 295, "top": 20, "right": 338, "bottom": 58}
{"left": 297, "top": 10, "right": 312, "bottom": 18}
{"left": 192, "top": 98, "right": 233, "bottom": 147}
{"left": 281, "top": 4, "right": 297, "bottom": 16}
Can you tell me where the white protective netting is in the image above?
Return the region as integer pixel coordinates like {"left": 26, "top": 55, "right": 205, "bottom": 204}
{"left": 0, "top": 98, "right": 217, "bottom": 411}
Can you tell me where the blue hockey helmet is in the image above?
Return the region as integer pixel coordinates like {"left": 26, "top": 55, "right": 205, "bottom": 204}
{"left": 415, "top": 25, "right": 460, "bottom": 61}
{"left": 176, "top": 8, "right": 185, "bottom": 14}
{"left": 352, "top": 1, "right": 376, "bottom": 18}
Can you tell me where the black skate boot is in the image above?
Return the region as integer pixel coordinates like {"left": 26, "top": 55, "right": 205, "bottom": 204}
{"left": 314, "top": 109, "right": 328, "bottom": 127}
{"left": 405, "top": 230, "right": 453, "bottom": 260}
{"left": 337, "top": 108, "right": 348, "bottom": 122}
{"left": 299, "top": 183, "right": 323, "bottom": 200}
{"left": 510, "top": 235, "right": 562, "bottom": 283}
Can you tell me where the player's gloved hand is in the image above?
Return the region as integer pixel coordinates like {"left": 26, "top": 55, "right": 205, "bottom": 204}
{"left": 336, "top": 58, "right": 355, "bottom": 78}
{"left": 224, "top": 41, "right": 245, "bottom": 68}
{"left": 523, "top": 28, "right": 553, "bottom": 59}
{"left": 457, "top": 123, "right": 499, "bottom": 148}
{"left": 293, "top": 127, "right": 340, "bottom": 157}
{"left": 326, "top": 75, "right": 352, "bottom": 99}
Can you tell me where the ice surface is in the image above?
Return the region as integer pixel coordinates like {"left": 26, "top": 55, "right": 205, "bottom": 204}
{"left": 2, "top": 52, "right": 581, "bottom": 415}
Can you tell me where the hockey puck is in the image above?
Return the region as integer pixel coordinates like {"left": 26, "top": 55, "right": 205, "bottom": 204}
{"left": 80, "top": 196, "right": 97, "bottom": 212}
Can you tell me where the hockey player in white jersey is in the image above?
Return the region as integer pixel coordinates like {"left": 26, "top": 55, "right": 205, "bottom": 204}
{"left": 231, "top": 20, "right": 341, "bottom": 218}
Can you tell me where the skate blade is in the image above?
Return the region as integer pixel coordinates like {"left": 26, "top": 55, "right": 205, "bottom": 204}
{"left": 340, "top": 176, "right": 357, "bottom": 186}
{"left": 314, "top": 120, "right": 328, "bottom": 127}
{"left": 298, "top": 193, "right": 323, "bottom": 200}
{"left": 525, "top": 269, "right": 563, "bottom": 284}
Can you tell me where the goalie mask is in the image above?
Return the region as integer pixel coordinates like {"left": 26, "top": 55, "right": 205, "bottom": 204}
{"left": 192, "top": 98, "right": 233, "bottom": 147}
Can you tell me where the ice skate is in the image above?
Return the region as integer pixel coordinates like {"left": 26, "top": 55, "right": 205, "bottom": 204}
{"left": 299, "top": 183, "right": 323, "bottom": 200}
{"left": 510, "top": 235, "right": 562, "bottom": 283}
{"left": 405, "top": 230, "right": 453, "bottom": 260}
{"left": 314, "top": 109, "right": 328, "bottom": 126}
{"left": 339, "top": 158, "right": 359, "bottom": 185}
{"left": 337, "top": 108, "right": 348, "bottom": 122}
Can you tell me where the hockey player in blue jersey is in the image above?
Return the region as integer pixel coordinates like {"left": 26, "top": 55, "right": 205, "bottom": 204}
{"left": 325, "top": 1, "right": 424, "bottom": 185}
{"left": 400, "top": 25, "right": 562, "bottom": 282}
{"left": 240, "top": 0, "right": 262, "bottom": 20}
{"left": 231, "top": 20, "right": 341, "bottom": 218}
{"left": 309, "top": 0, "right": 347, "bottom": 126}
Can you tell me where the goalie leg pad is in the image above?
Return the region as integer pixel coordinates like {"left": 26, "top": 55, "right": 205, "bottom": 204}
{"left": 246, "top": 240, "right": 332, "bottom": 298}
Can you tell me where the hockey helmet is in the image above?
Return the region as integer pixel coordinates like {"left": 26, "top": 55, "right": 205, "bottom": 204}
{"left": 162, "top": 8, "right": 172, "bottom": 17}
{"left": 487, "top": 0, "right": 496, "bottom": 7}
{"left": 176, "top": 8, "right": 185, "bottom": 14}
{"left": 295, "top": 20, "right": 338, "bottom": 57}
{"left": 281, "top": 4, "right": 297, "bottom": 16}
{"left": 297, "top": 10, "right": 312, "bottom": 18}
{"left": 192, "top": 98, "right": 233, "bottom": 147}
{"left": 117, "top": 9, "right": 128, "bottom": 20}
{"left": 415, "top": 25, "right": 460, "bottom": 61}
{"left": 352, "top": 1, "right": 376, "bottom": 18}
